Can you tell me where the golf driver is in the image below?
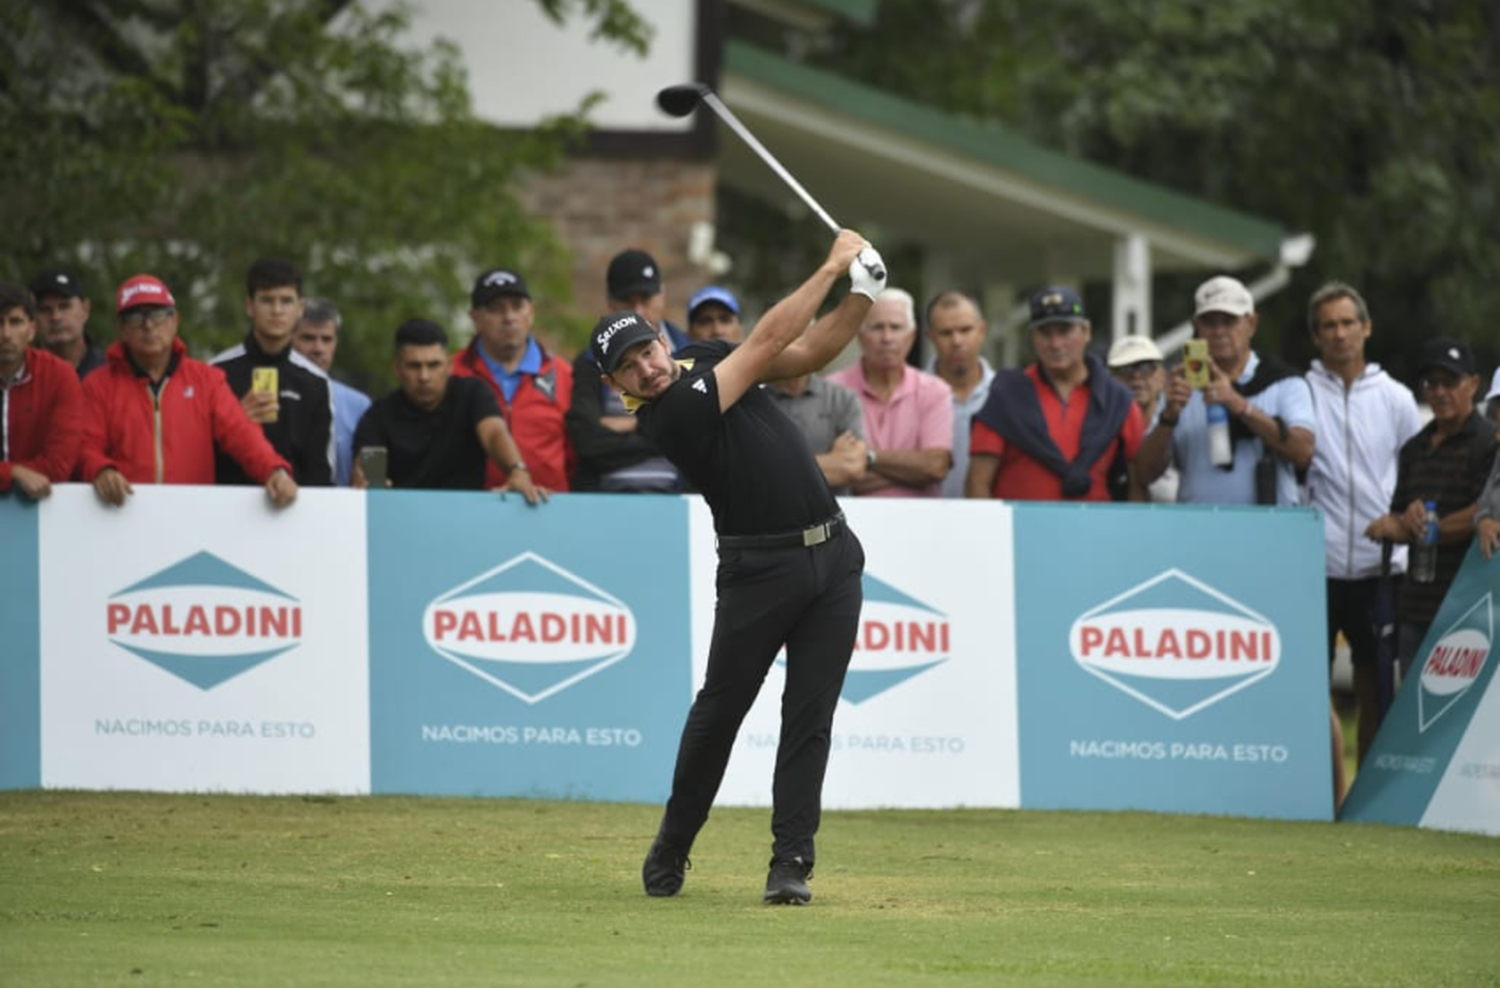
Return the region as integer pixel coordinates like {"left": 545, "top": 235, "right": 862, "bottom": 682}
{"left": 657, "top": 83, "right": 885, "bottom": 280}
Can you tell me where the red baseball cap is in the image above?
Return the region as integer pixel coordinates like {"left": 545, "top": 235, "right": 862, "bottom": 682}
{"left": 116, "top": 274, "right": 177, "bottom": 314}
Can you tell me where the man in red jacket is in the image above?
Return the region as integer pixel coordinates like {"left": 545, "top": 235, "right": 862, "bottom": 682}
{"left": 452, "top": 267, "right": 574, "bottom": 492}
{"left": 78, "top": 274, "right": 298, "bottom": 508}
{"left": 0, "top": 281, "right": 84, "bottom": 499}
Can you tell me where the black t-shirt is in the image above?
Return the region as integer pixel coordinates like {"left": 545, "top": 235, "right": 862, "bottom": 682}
{"left": 352, "top": 377, "right": 500, "bottom": 490}
{"left": 1391, "top": 410, "right": 1498, "bottom": 623}
{"left": 635, "top": 340, "right": 838, "bottom": 536}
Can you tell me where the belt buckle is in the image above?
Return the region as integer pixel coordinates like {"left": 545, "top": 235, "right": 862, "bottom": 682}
{"left": 802, "top": 521, "right": 830, "bottom": 547}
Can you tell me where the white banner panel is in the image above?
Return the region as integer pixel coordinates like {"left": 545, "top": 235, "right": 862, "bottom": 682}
{"left": 39, "top": 486, "right": 370, "bottom": 793}
{"left": 1421, "top": 667, "right": 1500, "bottom": 836}
{"left": 691, "top": 498, "right": 1020, "bottom": 809}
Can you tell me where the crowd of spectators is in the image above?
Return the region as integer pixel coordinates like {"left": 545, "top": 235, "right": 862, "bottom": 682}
{"left": 4, "top": 257, "right": 1498, "bottom": 798}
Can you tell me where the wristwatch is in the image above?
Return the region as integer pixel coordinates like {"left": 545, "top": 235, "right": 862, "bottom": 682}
{"left": 866, "top": 448, "right": 878, "bottom": 468}
{"left": 509, "top": 460, "right": 529, "bottom": 473}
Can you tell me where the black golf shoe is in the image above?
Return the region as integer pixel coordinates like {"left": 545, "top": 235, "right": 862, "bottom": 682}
{"left": 642, "top": 837, "right": 690, "bottom": 897}
{"left": 763, "top": 856, "right": 812, "bottom": 905}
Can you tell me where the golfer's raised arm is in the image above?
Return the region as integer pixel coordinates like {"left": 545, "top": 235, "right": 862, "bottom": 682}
{"left": 712, "top": 231, "right": 880, "bottom": 412}
{"left": 765, "top": 244, "right": 886, "bottom": 382}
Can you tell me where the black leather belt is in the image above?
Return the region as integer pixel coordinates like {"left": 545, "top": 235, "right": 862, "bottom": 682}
{"left": 716, "top": 512, "right": 845, "bottom": 550}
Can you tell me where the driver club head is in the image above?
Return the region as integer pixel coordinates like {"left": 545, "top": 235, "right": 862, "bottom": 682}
{"left": 656, "top": 83, "right": 710, "bottom": 118}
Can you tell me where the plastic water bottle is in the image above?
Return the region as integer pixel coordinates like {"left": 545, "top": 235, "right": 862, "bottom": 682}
{"left": 1411, "top": 500, "right": 1439, "bottom": 584}
{"left": 1207, "top": 402, "right": 1233, "bottom": 467}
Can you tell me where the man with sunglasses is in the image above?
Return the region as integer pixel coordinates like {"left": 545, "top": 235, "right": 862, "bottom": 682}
{"left": 78, "top": 275, "right": 297, "bottom": 508}
{"left": 1107, "top": 334, "right": 1175, "bottom": 502}
{"left": 1365, "top": 338, "right": 1496, "bottom": 680}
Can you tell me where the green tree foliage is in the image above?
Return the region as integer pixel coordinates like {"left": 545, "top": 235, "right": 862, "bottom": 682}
{"left": 0, "top": 0, "right": 648, "bottom": 389}
{"left": 820, "top": 0, "right": 1500, "bottom": 376}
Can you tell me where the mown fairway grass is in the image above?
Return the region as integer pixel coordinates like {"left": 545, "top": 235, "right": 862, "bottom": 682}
{"left": 1, "top": 791, "right": 1496, "bottom": 987}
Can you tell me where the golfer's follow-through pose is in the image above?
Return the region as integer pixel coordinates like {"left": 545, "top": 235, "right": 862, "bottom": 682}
{"left": 593, "top": 230, "right": 886, "bottom": 905}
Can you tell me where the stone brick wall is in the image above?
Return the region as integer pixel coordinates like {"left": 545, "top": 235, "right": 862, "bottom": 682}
{"left": 519, "top": 156, "right": 716, "bottom": 351}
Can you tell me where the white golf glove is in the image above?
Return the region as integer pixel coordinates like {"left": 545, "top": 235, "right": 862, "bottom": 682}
{"left": 849, "top": 247, "right": 887, "bottom": 301}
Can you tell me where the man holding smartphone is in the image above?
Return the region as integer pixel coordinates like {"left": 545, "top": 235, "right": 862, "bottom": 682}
{"left": 1136, "top": 275, "right": 1314, "bottom": 506}
{"left": 211, "top": 258, "right": 335, "bottom": 487}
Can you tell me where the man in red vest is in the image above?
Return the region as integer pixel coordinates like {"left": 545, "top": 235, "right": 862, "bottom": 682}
{"left": 452, "top": 268, "right": 574, "bottom": 492}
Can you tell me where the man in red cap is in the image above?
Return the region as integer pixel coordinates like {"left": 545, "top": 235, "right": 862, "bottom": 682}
{"left": 78, "top": 274, "right": 298, "bottom": 508}
{"left": 0, "top": 281, "right": 85, "bottom": 499}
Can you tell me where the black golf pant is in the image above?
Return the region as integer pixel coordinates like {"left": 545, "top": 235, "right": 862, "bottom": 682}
{"left": 658, "top": 528, "right": 864, "bottom": 866}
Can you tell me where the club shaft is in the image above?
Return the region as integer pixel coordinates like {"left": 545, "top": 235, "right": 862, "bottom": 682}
{"left": 701, "top": 92, "right": 841, "bottom": 234}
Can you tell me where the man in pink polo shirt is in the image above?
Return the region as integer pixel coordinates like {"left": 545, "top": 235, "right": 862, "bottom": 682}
{"left": 826, "top": 287, "right": 952, "bottom": 497}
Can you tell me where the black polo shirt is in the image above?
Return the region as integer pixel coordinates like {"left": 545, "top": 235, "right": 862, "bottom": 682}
{"left": 1391, "top": 410, "right": 1498, "bottom": 623}
{"left": 635, "top": 340, "right": 838, "bottom": 537}
{"left": 353, "top": 377, "right": 501, "bottom": 490}
{"left": 211, "top": 334, "right": 335, "bottom": 486}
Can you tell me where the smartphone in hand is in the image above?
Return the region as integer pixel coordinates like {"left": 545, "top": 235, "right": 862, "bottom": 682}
{"left": 1182, "top": 339, "right": 1211, "bottom": 389}
{"left": 359, "top": 446, "right": 388, "bottom": 489}
{"left": 251, "top": 367, "right": 280, "bottom": 422}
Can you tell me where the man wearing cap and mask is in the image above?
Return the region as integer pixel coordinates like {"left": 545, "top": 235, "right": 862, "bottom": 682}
{"left": 1138, "top": 275, "right": 1315, "bottom": 506}
{"left": 30, "top": 268, "right": 104, "bottom": 378}
{"left": 1107, "top": 333, "right": 1176, "bottom": 503}
{"left": 1366, "top": 337, "right": 1496, "bottom": 679}
{"left": 598, "top": 230, "right": 885, "bottom": 906}
{"left": 968, "top": 286, "right": 1145, "bottom": 501}
{"left": 685, "top": 285, "right": 745, "bottom": 343}
{"left": 566, "top": 248, "right": 688, "bottom": 492}
{"left": 78, "top": 274, "right": 297, "bottom": 508}
{"left": 452, "top": 267, "right": 574, "bottom": 493}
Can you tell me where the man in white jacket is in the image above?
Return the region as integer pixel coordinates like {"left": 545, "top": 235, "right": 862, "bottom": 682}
{"left": 1303, "top": 282, "right": 1422, "bottom": 782}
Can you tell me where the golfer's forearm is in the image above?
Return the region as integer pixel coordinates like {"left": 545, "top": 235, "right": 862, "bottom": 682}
{"left": 765, "top": 296, "right": 871, "bottom": 380}
{"left": 754, "top": 263, "right": 843, "bottom": 356}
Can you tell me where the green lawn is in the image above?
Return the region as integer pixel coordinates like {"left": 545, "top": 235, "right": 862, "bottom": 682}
{"left": 2, "top": 791, "right": 1496, "bottom": 987}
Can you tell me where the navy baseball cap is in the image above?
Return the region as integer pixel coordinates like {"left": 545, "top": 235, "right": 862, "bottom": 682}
{"left": 471, "top": 268, "right": 530, "bottom": 307}
{"left": 30, "top": 269, "right": 85, "bottom": 301}
{"left": 591, "top": 310, "right": 662, "bottom": 374}
{"left": 688, "top": 286, "right": 739, "bottom": 319}
{"left": 1417, "top": 337, "right": 1476, "bottom": 378}
{"left": 1027, "top": 286, "right": 1087, "bottom": 329}
{"left": 607, "top": 249, "right": 662, "bottom": 300}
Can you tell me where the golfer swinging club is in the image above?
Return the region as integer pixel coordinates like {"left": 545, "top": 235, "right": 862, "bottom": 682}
{"left": 593, "top": 229, "right": 885, "bottom": 905}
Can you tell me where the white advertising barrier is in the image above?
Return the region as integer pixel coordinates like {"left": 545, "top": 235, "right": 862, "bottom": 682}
{"left": 691, "top": 497, "right": 1021, "bottom": 810}
{"left": 1341, "top": 545, "right": 1500, "bottom": 835}
{"left": 38, "top": 486, "right": 371, "bottom": 794}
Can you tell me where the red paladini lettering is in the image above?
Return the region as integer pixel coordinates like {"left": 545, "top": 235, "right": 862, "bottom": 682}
{"left": 433, "top": 609, "right": 628, "bottom": 644}
{"left": 108, "top": 603, "right": 301, "bottom": 638}
{"left": 1079, "top": 625, "right": 1273, "bottom": 662}
{"left": 856, "top": 620, "right": 951, "bottom": 653}
{"left": 1425, "top": 645, "right": 1486, "bottom": 679}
